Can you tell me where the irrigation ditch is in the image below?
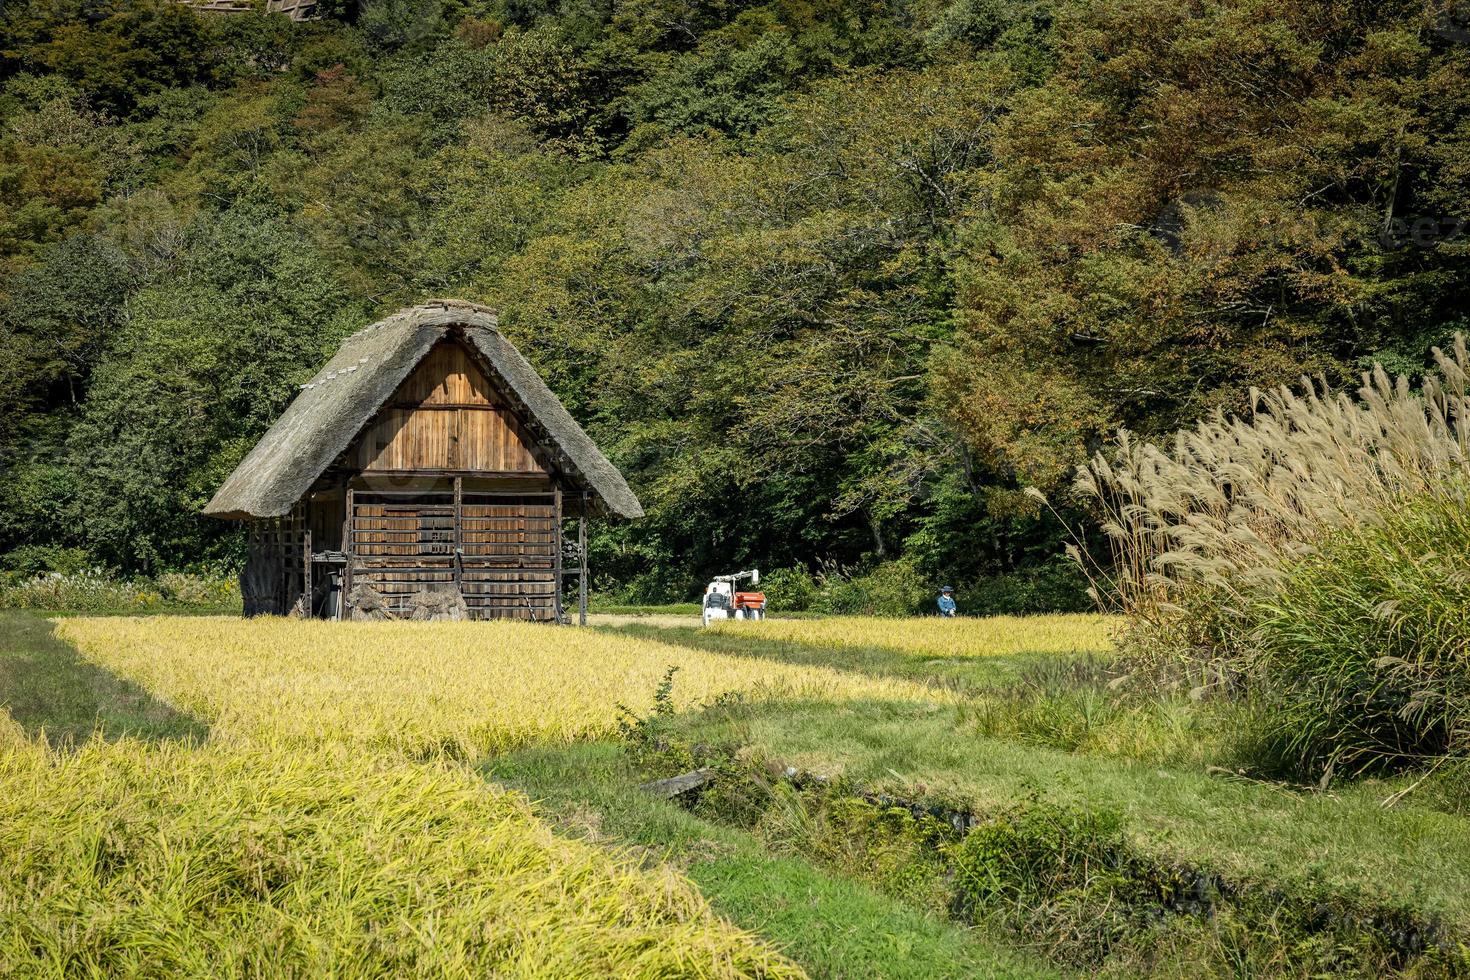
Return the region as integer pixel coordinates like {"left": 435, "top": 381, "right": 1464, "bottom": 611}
{"left": 633, "top": 739, "right": 1466, "bottom": 977}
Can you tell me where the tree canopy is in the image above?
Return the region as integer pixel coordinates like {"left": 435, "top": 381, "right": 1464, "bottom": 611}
{"left": 1, "top": 0, "right": 1466, "bottom": 600}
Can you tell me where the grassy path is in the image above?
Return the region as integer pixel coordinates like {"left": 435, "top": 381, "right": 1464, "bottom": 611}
{"left": 673, "top": 697, "right": 1470, "bottom": 933}
{"left": 0, "top": 611, "right": 206, "bottom": 746}
{"left": 487, "top": 741, "right": 1061, "bottom": 980}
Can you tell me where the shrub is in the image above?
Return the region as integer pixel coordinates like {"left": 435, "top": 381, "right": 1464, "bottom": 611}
{"left": 1241, "top": 490, "right": 1470, "bottom": 780}
{"left": 964, "top": 559, "right": 1093, "bottom": 617}
{"left": 0, "top": 569, "right": 238, "bottom": 612}
{"left": 818, "top": 559, "right": 932, "bottom": 616}
{"left": 0, "top": 545, "right": 94, "bottom": 577}
{"left": 0, "top": 570, "right": 162, "bottom": 611}
{"left": 155, "top": 571, "right": 239, "bottom": 605}
{"left": 762, "top": 560, "right": 1090, "bottom": 617}
{"left": 759, "top": 566, "right": 821, "bottom": 612}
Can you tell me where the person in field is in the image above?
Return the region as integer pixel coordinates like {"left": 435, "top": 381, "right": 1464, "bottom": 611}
{"left": 937, "top": 585, "right": 957, "bottom": 617}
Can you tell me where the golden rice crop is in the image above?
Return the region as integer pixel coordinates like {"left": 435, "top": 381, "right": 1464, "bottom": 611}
{"left": 55, "top": 617, "right": 940, "bottom": 757}
{"left": 0, "top": 736, "right": 803, "bottom": 979}
{"left": 709, "top": 614, "right": 1118, "bottom": 659}
{"left": 0, "top": 709, "right": 24, "bottom": 747}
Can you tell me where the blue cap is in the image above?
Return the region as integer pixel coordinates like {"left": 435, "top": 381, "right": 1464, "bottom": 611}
{"left": 940, "top": 585, "right": 954, "bottom": 593}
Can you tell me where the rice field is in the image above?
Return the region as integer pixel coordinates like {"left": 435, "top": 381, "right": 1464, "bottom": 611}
{"left": 0, "top": 733, "right": 801, "bottom": 978}
{"left": 10, "top": 610, "right": 1466, "bottom": 976}
{"left": 708, "top": 614, "right": 1118, "bottom": 659}
{"left": 54, "top": 617, "right": 942, "bottom": 757}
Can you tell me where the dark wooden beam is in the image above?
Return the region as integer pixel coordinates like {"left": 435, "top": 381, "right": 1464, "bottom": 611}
{"left": 343, "top": 486, "right": 355, "bottom": 604}
{"left": 553, "top": 485, "right": 563, "bottom": 624}
{"left": 303, "top": 527, "right": 312, "bottom": 618}
{"left": 453, "top": 475, "right": 463, "bottom": 593}
{"left": 579, "top": 491, "right": 589, "bottom": 627}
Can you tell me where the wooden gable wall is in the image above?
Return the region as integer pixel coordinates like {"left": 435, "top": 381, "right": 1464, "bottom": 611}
{"left": 351, "top": 340, "right": 550, "bottom": 474}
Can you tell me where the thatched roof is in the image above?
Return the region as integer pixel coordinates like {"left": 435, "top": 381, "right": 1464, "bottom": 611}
{"left": 203, "top": 300, "right": 643, "bottom": 520}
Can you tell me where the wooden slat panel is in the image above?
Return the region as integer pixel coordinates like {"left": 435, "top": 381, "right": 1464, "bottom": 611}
{"left": 391, "top": 342, "right": 497, "bottom": 407}
{"left": 356, "top": 406, "right": 546, "bottom": 473}
{"left": 348, "top": 487, "right": 562, "bottom": 619}
{"left": 349, "top": 339, "right": 547, "bottom": 474}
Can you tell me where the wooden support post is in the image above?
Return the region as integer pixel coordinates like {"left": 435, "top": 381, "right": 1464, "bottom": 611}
{"left": 578, "top": 491, "right": 588, "bottom": 627}
{"left": 453, "top": 476, "right": 463, "bottom": 594}
{"left": 553, "top": 485, "right": 563, "bottom": 624}
{"left": 343, "top": 486, "right": 355, "bottom": 605}
{"left": 274, "top": 518, "right": 285, "bottom": 615}
{"left": 302, "top": 527, "right": 312, "bottom": 618}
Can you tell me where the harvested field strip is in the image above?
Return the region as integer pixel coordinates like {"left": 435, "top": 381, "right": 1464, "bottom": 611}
{"left": 678, "top": 699, "right": 1470, "bottom": 935}
{"left": 709, "top": 614, "right": 1118, "bottom": 660}
{"left": 0, "top": 612, "right": 207, "bottom": 747}
{"left": 0, "top": 735, "right": 803, "bottom": 979}
{"left": 53, "top": 617, "right": 942, "bottom": 757}
{"left": 614, "top": 621, "right": 1116, "bottom": 692}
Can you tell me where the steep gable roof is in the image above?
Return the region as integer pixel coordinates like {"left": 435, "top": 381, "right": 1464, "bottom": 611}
{"left": 203, "top": 300, "right": 643, "bottom": 520}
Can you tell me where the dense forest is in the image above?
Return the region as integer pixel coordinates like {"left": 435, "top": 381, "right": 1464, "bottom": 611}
{"left": 1, "top": 0, "right": 1467, "bottom": 604}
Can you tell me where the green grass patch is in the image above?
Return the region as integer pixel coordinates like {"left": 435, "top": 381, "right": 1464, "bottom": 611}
{"left": 613, "top": 624, "right": 1237, "bottom": 769}
{"left": 670, "top": 697, "right": 1470, "bottom": 938}
{"left": 590, "top": 603, "right": 704, "bottom": 616}
{"left": 0, "top": 611, "right": 207, "bottom": 746}
{"left": 486, "top": 741, "right": 1059, "bottom": 980}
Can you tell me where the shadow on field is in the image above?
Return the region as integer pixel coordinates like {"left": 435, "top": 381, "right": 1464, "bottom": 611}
{"left": 0, "top": 611, "right": 208, "bottom": 747}
{"left": 601, "top": 623, "right": 1088, "bottom": 692}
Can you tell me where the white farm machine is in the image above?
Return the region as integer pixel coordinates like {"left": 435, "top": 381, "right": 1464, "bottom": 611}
{"left": 701, "top": 569, "right": 766, "bottom": 627}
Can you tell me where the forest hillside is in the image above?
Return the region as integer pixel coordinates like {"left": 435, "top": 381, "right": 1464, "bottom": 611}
{"left": 2, "top": 0, "right": 1467, "bottom": 603}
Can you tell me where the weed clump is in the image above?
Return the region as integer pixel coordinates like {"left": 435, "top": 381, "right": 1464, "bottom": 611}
{"left": 748, "top": 780, "right": 955, "bottom": 909}
{"left": 1241, "top": 493, "right": 1470, "bottom": 781}
{"left": 0, "top": 568, "right": 239, "bottom": 612}
{"left": 951, "top": 796, "right": 1129, "bottom": 915}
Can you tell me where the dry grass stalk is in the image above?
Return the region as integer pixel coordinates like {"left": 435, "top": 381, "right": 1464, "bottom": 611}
{"left": 1071, "top": 335, "right": 1470, "bottom": 653}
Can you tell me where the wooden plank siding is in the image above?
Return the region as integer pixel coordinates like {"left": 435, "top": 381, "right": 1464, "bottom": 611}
{"left": 288, "top": 340, "right": 581, "bottom": 621}
{"left": 352, "top": 342, "right": 548, "bottom": 474}
{"left": 348, "top": 490, "right": 560, "bottom": 620}
{"left": 391, "top": 342, "right": 495, "bottom": 406}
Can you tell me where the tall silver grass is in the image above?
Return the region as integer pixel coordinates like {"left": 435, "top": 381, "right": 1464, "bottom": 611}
{"left": 1070, "top": 335, "right": 1470, "bottom": 654}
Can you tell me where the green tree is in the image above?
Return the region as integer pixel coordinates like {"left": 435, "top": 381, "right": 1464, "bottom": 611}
{"left": 14, "top": 1, "right": 217, "bottom": 115}
{"left": 66, "top": 210, "right": 366, "bottom": 570}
